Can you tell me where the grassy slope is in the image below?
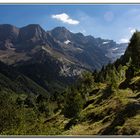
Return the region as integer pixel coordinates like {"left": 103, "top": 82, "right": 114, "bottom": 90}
{"left": 37, "top": 73, "right": 140, "bottom": 136}
{"left": 0, "top": 52, "right": 140, "bottom": 136}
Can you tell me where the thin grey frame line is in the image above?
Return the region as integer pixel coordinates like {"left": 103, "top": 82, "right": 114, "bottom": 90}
{"left": 1, "top": 2, "right": 140, "bottom": 4}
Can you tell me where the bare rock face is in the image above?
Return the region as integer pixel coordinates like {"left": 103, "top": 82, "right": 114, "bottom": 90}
{"left": 50, "top": 27, "right": 72, "bottom": 42}
{"left": 0, "top": 24, "right": 19, "bottom": 41}
{"left": 17, "top": 24, "right": 48, "bottom": 46}
{"left": 0, "top": 24, "right": 19, "bottom": 49}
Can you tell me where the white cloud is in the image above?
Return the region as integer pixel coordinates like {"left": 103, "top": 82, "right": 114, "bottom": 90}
{"left": 130, "top": 29, "right": 136, "bottom": 34}
{"left": 118, "top": 28, "right": 136, "bottom": 44}
{"left": 128, "top": 27, "right": 136, "bottom": 34}
{"left": 119, "top": 38, "right": 129, "bottom": 43}
{"left": 52, "top": 13, "right": 79, "bottom": 25}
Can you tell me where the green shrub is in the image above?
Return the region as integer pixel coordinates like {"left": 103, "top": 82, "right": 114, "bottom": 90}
{"left": 63, "top": 87, "right": 84, "bottom": 118}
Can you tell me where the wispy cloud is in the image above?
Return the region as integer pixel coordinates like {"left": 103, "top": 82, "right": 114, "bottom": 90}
{"left": 128, "top": 27, "right": 136, "bottom": 34}
{"left": 51, "top": 13, "right": 79, "bottom": 25}
{"left": 119, "top": 38, "right": 129, "bottom": 43}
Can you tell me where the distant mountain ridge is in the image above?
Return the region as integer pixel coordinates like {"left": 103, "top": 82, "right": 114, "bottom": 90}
{"left": 0, "top": 24, "right": 128, "bottom": 85}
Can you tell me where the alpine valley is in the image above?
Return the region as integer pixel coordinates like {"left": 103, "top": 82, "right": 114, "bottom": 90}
{"left": 1, "top": 23, "right": 140, "bottom": 135}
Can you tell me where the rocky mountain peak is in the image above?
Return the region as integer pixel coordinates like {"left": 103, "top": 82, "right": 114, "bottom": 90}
{"left": 0, "top": 24, "right": 19, "bottom": 42}
{"left": 52, "top": 26, "right": 70, "bottom": 33}
{"left": 18, "top": 24, "right": 47, "bottom": 44}
{"left": 50, "top": 26, "right": 72, "bottom": 42}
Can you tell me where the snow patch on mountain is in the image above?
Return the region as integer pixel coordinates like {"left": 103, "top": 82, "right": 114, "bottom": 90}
{"left": 64, "top": 40, "right": 71, "bottom": 44}
{"left": 112, "top": 48, "right": 118, "bottom": 51}
{"left": 102, "top": 41, "right": 109, "bottom": 44}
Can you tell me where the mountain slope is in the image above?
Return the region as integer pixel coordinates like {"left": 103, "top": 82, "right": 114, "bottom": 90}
{"left": 0, "top": 24, "right": 124, "bottom": 93}
{"left": 31, "top": 31, "right": 140, "bottom": 136}
{"left": 61, "top": 31, "right": 140, "bottom": 135}
{"left": 0, "top": 61, "right": 49, "bottom": 97}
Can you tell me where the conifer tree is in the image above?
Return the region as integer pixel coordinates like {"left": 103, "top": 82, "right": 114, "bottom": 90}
{"left": 63, "top": 87, "right": 84, "bottom": 118}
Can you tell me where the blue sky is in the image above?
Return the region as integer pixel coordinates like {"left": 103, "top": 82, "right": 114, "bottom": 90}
{"left": 0, "top": 4, "right": 140, "bottom": 43}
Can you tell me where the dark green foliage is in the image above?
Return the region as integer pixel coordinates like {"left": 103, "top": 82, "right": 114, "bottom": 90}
{"left": 0, "top": 91, "right": 20, "bottom": 134}
{"left": 0, "top": 61, "right": 63, "bottom": 134}
{"left": 121, "top": 31, "right": 140, "bottom": 70}
{"left": 16, "top": 59, "right": 69, "bottom": 94}
{"left": 80, "top": 71, "right": 94, "bottom": 88}
{"left": 86, "top": 112, "right": 103, "bottom": 123}
{"left": 77, "top": 71, "right": 95, "bottom": 101}
{"left": 125, "top": 66, "right": 134, "bottom": 80}
{"left": 36, "top": 94, "right": 48, "bottom": 103}
{"left": 127, "top": 32, "right": 140, "bottom": 68}
{"left": 63, "top": 87, "right": 84, "bottom": 118}
{"left": 95, "top": 63, "right": 119, "bottom": 89}
{"left": 118, "top": 127, "right": 137, "bottom": 135}
{"left": 36, "top": 95, "right": 51, "bottom": 115}
{"left": 64, "top": 117, "right": 79, "bottom": 130}
{"left": 24, "top": 96, "right": 35, "bottom": 108}
{"left": 16, "top": 96, "right": 25, "bottom": 107}
{"left": 95, "top": 85, "right": 113, "bottom": 104}
{"left": 38, "top": 101, "right": 49, "bottom": 114}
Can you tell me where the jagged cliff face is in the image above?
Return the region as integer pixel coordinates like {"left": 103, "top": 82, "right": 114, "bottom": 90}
{"left": 0, "top": 24, "right": 19, "bottom": 50}
{"left": 0, "top": 24, "right": 19, "bottom": 42}
{"left": 18, "top": 24, "right": 47, "bottom": 44}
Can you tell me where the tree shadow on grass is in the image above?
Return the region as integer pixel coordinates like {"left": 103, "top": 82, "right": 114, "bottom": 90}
{"left": 100, "top": 102, "right": 140, "bottom": 135}
{"left": 94, "top": 85, "right": 113, "bottom": 105}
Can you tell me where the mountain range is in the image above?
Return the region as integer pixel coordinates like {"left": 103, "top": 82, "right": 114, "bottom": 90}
{"left": 0, "top": 24, "right": 127, "bottom": 69}
{"left": 0, "top": 24, "right": 128, "bottom": 92}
